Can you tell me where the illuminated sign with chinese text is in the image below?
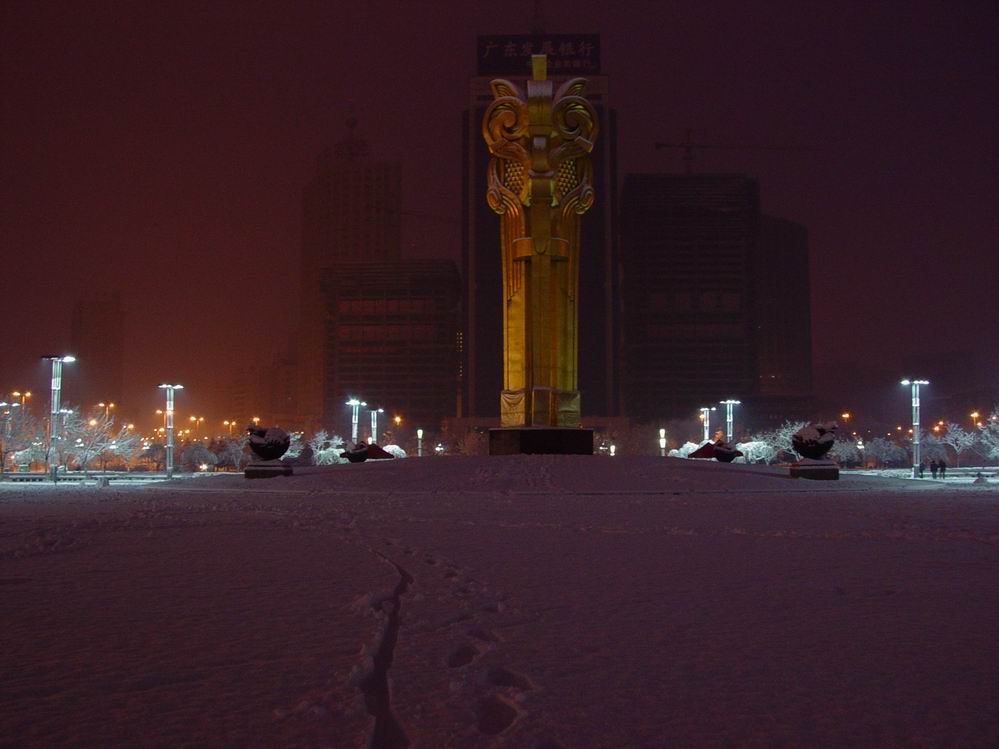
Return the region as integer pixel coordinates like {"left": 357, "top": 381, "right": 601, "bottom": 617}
{"left": 476, "top": 35, "right": 600, "bottom": 76}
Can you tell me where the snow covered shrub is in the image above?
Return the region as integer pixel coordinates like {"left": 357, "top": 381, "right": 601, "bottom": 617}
{"left": 454, "top": 429, "right": 487, "bottom": 456}
{"left": 736, "top": 440, "right": 778, "bottom": 464}
{"left": 382, "top": 444, "right": 407, "bottom": 458}
{"left": 181, "top": 442, "right": 218, "bottom": 471}
{"left": 668, "top": 441, "right": 704, "bottom": 459}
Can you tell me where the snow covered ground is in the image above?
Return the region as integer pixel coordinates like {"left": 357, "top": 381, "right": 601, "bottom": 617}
{"left": 2, "top": 456, "right": 997, "bottom": 748}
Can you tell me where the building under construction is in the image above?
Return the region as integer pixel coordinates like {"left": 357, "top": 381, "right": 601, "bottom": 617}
{"left": 620, "top": 173, "right": 761, "bottom": 420}
{"left": 618, "top": 172, "right": 812, "bottom": 427}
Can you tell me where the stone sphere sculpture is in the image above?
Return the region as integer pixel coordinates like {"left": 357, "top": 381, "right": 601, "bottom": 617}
{"left": 792, "top": 422, "right": 838, "bottom": 460}
{"left": 247, "top": 426, "right": 291, "bottom": 461}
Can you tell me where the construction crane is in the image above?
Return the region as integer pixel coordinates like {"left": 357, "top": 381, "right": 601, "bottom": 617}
{"left": 654, "top": 128, "right": 816, "bottom": 174}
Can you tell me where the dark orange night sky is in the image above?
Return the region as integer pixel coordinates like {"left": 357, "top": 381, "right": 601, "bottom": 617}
{"left": 1, "top": 0, "right": 996, "bottom": 423}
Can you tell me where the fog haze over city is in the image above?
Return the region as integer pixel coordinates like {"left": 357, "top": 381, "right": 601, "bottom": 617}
{"left": 2, "top": 0, "right": 995, "bottom": 427}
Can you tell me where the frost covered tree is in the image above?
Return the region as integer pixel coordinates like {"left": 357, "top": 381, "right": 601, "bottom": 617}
{"left": 309, "top": 430, "right": 347, "bottom": 465}
{"left": 746, "top": 420, "right": 808, "bottom": 463}
{"left": 911, "top": 432, "right": 947, "bottom": 463}
{"left": 98, "top": 426, "right": 142, "bottom": 471}
{"left": 828, "top": 439, "right": 861, "bottom": 466}
{"left": 864, "top": 437, "right": 908, "bottom": 468}
{"left": 938, "top": 423, "right": 976, "bottom": 467}
{"left": 66, "top": 412, "right": 120, "bottom": 475}
{"left": 1, "top": 405, "right": 39, "bottom": 473}
{"left": 43, "top": 405, "right": 84, "bottom": 471}
{"left": 283, "top": 432, "right": 304, "bottom": 459}
{"left": 215, "top": 436, "right": 249, "bottom": 471}
{"left": 977, "top": 408, "right": 999, "bottom": 461}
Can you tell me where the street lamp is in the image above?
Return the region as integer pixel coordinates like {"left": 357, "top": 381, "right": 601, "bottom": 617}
{"left": 970, "top": 411, "right": 980, "bottom": 431}
{"left": 346, "top": 398, "right": 366, "bottom": 445}
{"left": 158, "top": 383, "right": 184, "bottom": 478}
{"left": 12, "top": 391, "right": 31, "bottom": 411}
{"left": 901, "top": 379, "right": 929, "bottom": 479}
{"left": 417, "top": 428, "right": 424, "bottom": 457}
{"left": 223, "top": 420, "right": 235, "bottom": 435}
{"left": 699, "top": 407, "right": 716, "bottom": 442}
{"left": 658, "top": 427, "right": 667, "bottom": 457}
{"left": 369, "top": 407, "right": 384, "bottom": 444}
{"left": 43, "top": 355, "right": 75, "bottom": 480}
{"left": 719, "top": 400, "right": 741, "bottom": 443}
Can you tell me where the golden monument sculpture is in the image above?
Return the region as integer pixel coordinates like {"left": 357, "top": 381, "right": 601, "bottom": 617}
{"left": 483, "top": 55, "right": 598, "bottom": 449}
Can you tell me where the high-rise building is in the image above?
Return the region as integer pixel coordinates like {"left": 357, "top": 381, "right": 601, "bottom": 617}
{"left": 296, "top": 120, "right": 402, "bottom": 431}
{"left": 320, "top": 260, "right": 461, "bottom": 435}
{"left": 69, "top": 291, "right": 124, "bottom": 414}
{"left": 619, "top": 173, "right": 812, "bottom": 426}
{"left": 462, "top": 32, "right": 618, "bottom": 420}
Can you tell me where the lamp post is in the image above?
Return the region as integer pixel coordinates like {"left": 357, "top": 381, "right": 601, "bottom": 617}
{"left": 346, "top": 398, "right": 365, "bottom": 445}
{"left": 43, "top": 355, "right": 75, "bottom": 481}
{"left": 12, "top": 391, "right": 31, "bottom": 412}
{"left": 901, "top": 379, "right": 929, "bottom": 478}
{"left": 417, "top": 428, "right": 424, "bottom": 457}
{"left": 223, "top": 420, "right": 235, "bottom": 436}
{"left": 98, "top": 402, "right": 115, "bottom": 420}
{"left": 658, "top": 427, "right": 667, "bottom": 457}
{"left": 158, "top": 384, "right": 184, "bottom": 478}
{"left": 369, "top": 407, "right": 384, "bottom": 444}
{"left": 699, "top": 407, "right": 716, "bottom": 442}
{"left": 970, "top": 411, "right": 980, "bottom": 430}
{"left": 720, "top": 400, "right": 740, "bottom": 443}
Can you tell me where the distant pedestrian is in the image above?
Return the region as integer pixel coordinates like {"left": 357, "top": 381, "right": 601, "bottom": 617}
{"left": 939, "top": 459, "right": 947, "bottom": 479}
{"left": 930, "top": 460, "right": 939, "bottom": 479}
{"left": 918, "top": 461, "right": 926, "bottom": 479}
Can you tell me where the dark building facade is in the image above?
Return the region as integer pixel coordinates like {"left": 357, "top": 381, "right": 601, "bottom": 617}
{"left": 619, "top": 173, "right": 812, "bottom": 427}
{"left": 69, "top": 291, "right": 124, "bottom": 414}
{"left": 320, "top": 260, "right": 461, "bottom": 435}
{"left": 296, "top": 122, "right": 402, "bottom": 430}
{"left": 462, "top": 33, "right": 618, "bottom": 421}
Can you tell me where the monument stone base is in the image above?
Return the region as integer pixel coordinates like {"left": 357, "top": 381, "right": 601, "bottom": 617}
{"left": 245, "top": 460, "right": 293, "bottom": 479}
{"left": 489, "top": 427, "right": 593, "bottom": 456}
{"left": 790, "top": 459, "right": 839, "bottom": 481}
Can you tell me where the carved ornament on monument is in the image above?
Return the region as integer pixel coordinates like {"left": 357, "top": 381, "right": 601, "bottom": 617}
{"left": 483, "top": 54, "right": 598, "bottom": 429}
